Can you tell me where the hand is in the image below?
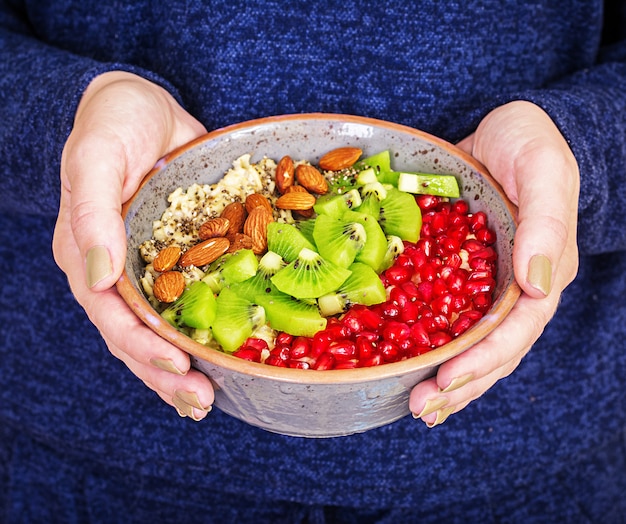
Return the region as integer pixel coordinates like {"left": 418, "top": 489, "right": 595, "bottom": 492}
{"left": 409, "top": 101, "right": 580, "bottom": 427}
{"left": 52, "top": 71, "right": 214, "bottom": 420}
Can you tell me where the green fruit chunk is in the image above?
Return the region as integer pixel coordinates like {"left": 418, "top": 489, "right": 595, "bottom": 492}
{"left": 296, "top": 218, "right": 317, "bottom": 245}
{"left": 354, "top": 150, "right": 392, "bottom": 175}
{"left": 211, "top": 287, "right": 265, "bottom": 353}
{"left": 318, "top": 262, "right": 387, "bottom": 316}
{"left": 397, "top": 172, "right": 460, "bottom": 197}
{"left": 313, "top": 214, "right": 366, "bottom": 268}
{"left": 342, "top": 210, "right": 388, "bottom": 272}
{"left": 353, "top": 194, "right": 381, "bottom": 220}
{"left": 267, "top": 222, "right": 316, "bottom": 263}
{"left": 380, "top": 235, "right": 405, "bottom": 271}
{"left": 161, "top": 281, "right": 217, "bottom": 330}
{"left": 379, "top": 187, "right": 422, "bottom": 243}
{"left": 230, "top": 251, "right": 285, "bottom": 301}
{"left": 220, "top": 248, "right": 258, "bottom": 284}
{"left": 313, "top": 189, "right": 362, "bottom": 217}
{"left": 271, "top": 247, "right": 352, "bottom": 299}
{"left": 255, "top": 292, "right": 327, "bottom": 337}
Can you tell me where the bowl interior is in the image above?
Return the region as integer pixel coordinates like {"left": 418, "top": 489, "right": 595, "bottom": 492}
{"left": 117, "top": 113, "right": 520, "bottom": 434}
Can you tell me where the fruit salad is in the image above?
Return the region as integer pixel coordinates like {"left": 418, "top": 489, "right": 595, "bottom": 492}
{"left": 138, "top": 147, "right": 497, "bottom": 370}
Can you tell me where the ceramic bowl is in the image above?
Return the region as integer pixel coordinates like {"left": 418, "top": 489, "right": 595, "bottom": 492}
{"left": 117, "top": 113, "right": 520, "bottom": 438}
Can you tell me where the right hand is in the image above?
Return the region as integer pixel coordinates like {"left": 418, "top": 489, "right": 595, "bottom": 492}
{"left": 52, "top": 71, "right": 214, "bottom": 420}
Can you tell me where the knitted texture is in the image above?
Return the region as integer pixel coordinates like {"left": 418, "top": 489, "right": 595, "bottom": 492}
{"left": 1, "top": 1, "right": 625, "bottom": 522}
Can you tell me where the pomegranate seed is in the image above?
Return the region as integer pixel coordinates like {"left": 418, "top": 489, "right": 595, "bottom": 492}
{"left": 432, "top": 314, "right": 450, "bottom": 331}
{"left": 334, "top": 360, "right": 358, "bottom": 370}
{"left": 432, "top": 293, "right": 453, "bottom": 317}
{"left": 473, "top": 292, "right": 493, "bottom": 312}
{"left": 341, "top": 314, "right": 362, "bottom": 334}
{"left": 430, "top": 331, "right": 453, "bottom": 347}
{"left": 379, "top": 302, "right": 401, "bottom": 319}
{"left": 415, "top": 194, "right": 442, "bottom": 210}
{"left": 233, "top": 346, "right": 262, "bottom": 362}
{"left": 275, "top": 332, "right": 294, "bottom": 346}
{"left": 469, "top": 246, "right": 497, "bottom": 262}
{"left": 290, "top": 337, "right": 311, "bottom": 359}
{"left": 385, "top": 265, "right": 412, "bottom": 284}
{"left": 400, "top": 281, "right": 420, "bottom": 300}
{"left": 470, "top": 211, "right": 488, "bottom": 232}
{"left": 451, "top": 200, "right": 469, "bottom": 215}
{"left": 417, "top": 281, "right": 434, "bottom": 302}
{"left": 358, "top": 354, "right": 384, "bottom": 367}
{"left": 243, "top": 337, "right": 269, "bottom": 352}
{"left": 419, "top": 263, "right": 438, "bottom": 282}
{"left": 407, "top": 345, "right": 431, "bottom": 358}
{"left": 431, "top": 213, "right": 448, "bottom": 234}
{"left": 383, "top": 321, "right": 411, "bottom": 342}
{"left": 444, "top": 252, "right": 463, "bottom": 270}
{"left": 409, "top": 248, "right": 427, "bottom": 268}
{"left": 311, "top": 331, "right": 332, "bottom": 357}
{"left": 354, "top": 306, "right": 384, "bottom": 330}
{"left": 410, "top": 321, "right": 431, "bottom": 346}
{"left": 451, "top": 294, "right": 470, "bottom": 312}
{"left": 313, "top": 352, "right": 336, "bottom": 370}
{"left": 328, "top": 340, "right": 357, "bottom": 360}
{"left": 476, "top": 227, "right": 497, "bottom": 245}
{"left": 448, "top": 224, "right": 470, "bottom": 243}
{"left": 270, "top": 344, "right": 291, "bottom": 360}
{"left": 433, "top": 277, "right": 448, "bottom": 297}
{"left": 451, "top": 311, "right": 482, "bottom": 337}
{"left": 399, "top": 300, "right": 419, "bottom": 324}
{"left": 380, "top": 340, "right": 401, "bottom": 363}
{"left": 265, "top": 355, "right": 288, "bottom": 367}
{"left": 438, "top": 236, "right": 460, "bottom": 254}
{"left": 416, "top": 238, "right": 434, "bottom": 257}
{"left": 395, "top": 253, "right": 413, "bottom": 267}
{"left": 462, "top": 239, "right": 484, "bottom": 253}
{"left": 447, "top": 268, "right": 468, "bottom": 294}
{"left": 356, "top": 336, "right": 377, "bottom": 359}
{"left": 465, "top": 278, "right": 496, "bottom": 296}
{"left": 390, "top": 286, "right": 410, "bottom": 307}
{"left": 288, "top": 360, "right": 311, "bottom": 369}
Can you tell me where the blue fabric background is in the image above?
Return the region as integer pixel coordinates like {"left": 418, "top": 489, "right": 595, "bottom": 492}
{"left": 1, "top": 1, "right": 625, "bottom": 522}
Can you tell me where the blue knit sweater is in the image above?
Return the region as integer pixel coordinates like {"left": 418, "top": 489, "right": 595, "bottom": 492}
{"left": 1, "top": 1, "right": 626, "bottom": 522}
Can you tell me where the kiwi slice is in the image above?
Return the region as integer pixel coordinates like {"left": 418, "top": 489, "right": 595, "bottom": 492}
{"left": 379, "top": 187, "right": 422, "bottom": 243}
{"left": 255, "top": 292, "right": 327, "bottom": 337}
{"left": 271, "top": 247, "right": 352, "bottom": 299}
{"left": 200, "top": 253, "right": 232, "bottom": 293}
{"left": 397, "top": 172, "right": 460, "bottom": 197}
{"left": 220, "top": 248, "right": 259, "bottom": 284}
{"left": 267, "top": 222, "right": 316, "bottom": 263}
{"left": 354, "top": 150, "right": 392, "bottom": 177}
{"left": 211, "top": 287, "right": 266, "bottom": 353}
{"left": 341, "top": 210, "right": 388, "bottom": 272}
{"left": 313, "top": 188, "right": 362, "bottom": 217}
{"left": 354, "top": 194, "right": 381, "bottom": 220}
{"left": 296, "top": 218, "right": 317, "bottom": 246}
{"left": 318, "top": 262, "right": 387, "bottom": 316}
{"left": 312, "top": 214, "right": 366, "bottom": 268}
{"left": 380, "top": 235, "right": 405, "bottom": 271}
{"left": 230, "top": 251, "right": 285, "bottom": 301}
{"left": 360, "top": 181, "right": 388, "bottom": 201}
{"left": 161, "top": 281, "right": 217, "bottom": 330}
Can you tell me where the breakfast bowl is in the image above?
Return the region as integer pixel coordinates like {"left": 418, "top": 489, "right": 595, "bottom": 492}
{"left": 116, "top": 113, "right": 520, "bottom": 438}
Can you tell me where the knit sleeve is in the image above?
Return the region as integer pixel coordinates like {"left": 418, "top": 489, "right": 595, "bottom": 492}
{"left": 503, "top": 40, "right": 626, "bottom": 256}
{"left": 0, "top": 5, "right": 182, "bottom": 216}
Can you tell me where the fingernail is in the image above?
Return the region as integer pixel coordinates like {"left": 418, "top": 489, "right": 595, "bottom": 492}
{"left": 172, "top": 393, "right": 208, "bottom": 422}
{"left": 528, "top": 254, "right": 552, "bottom": 296}
{"left": 150, "top": 357, "right": 185, "bottom": 375}
{"left": 412, "top": 397, "right": 449, "bottom": 419}
{"left": 440, "top": 373, "right": 474, "bottom": 393}
{"left": 174, "top": 390, "right": 212, "bottom": 412}
{"left": 86, "top": 245, "right": 113, "bottom": 288}
{"left": 426, "top": 406, "right": 456, "bottom": 428}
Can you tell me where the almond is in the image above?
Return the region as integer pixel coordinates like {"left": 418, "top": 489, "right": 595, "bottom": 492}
{"left": 153, "top": 245, "right": 181, "bottom": 273}
{"left": 318, "top": 146, "right": 363, "bottom": 171}
{"left": 295, "top": 164, "right": 328, "bottom": 194}
{"left": 179, "top": 237, "right": 230, "bottom": 267}
{"left": 275, "top": 191, "right": 316, "bottom": 211}
{"left": 226, "top": 232, "right": 254, "bottom": 253}
{"left": 245, "top": 193, "right": 273, "bottom": 215}
{"left": 220, "top": 201, "right": 247, "bottom": 236}
{"left": 153, "top": 271, "right": 185, "bottom": 303}
{"left": 198, "top": 217, "right": 230, "bottom": 240}
{"left": 285, "top": 186, "right": 314, "bottom": 218}
{"left": 275, "top": 155, "right": 295, "bottom": 194}
{"left": 243, "top": 206, "right": 274, "bottom": 254}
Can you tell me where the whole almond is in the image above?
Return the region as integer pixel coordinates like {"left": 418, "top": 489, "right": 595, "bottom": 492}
{"left": 226, "top": 232, "right": 254, "bottom": 253}
{"left": 318, "top": 146, "right": 363, "bottom": 171}
{"left": 198, "top": 217, "right": 230, "bottom": 240}
{"left": 275, "top": 191, "right": 316, "bottom": 210}
{"left": 153, "top": 271, "right": 185, "bottom": 303}
{"left": 243, "top": 206, "right": 274, "bottom": 255}
{"left": 220, "top": 202, "right": 247, "bottom": 236}
{"left": 285, "top": 186, "right": 314, "bottom": 218}
{"left": 275, "top": 155, "right": 295, "bottom": 194}
{"left": 295, "top": 164, "right": 328, "bottom": 194}
{"left": 179, "top": 237, "right": 230, "bottom": 267}
{"left": 245, "top": 193, "right": 273, "bottom": 215}
{"left": 153, "top": 245, "right": 181, "bottom": 272}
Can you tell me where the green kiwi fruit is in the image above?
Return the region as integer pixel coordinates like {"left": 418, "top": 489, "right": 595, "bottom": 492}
{"left": 378, "top": 187, "right": 422, "bottom": 243}
{"left": 296, "top": 217, "right": 317, "bottom": 246}
{"left": 313, "top": 188, "right": 362, "bottom": 217}
{"left": 230, "top": 250, "right": 285, "bottom": 301}
{"left": 380, "top": 235, "right": 405, "bottom": 271}
{"left": 397, "top": 172, "right": 460, "bottom": 197}
{"left": 312, "top": 214, "right": 367, "bottom": 268}
{"left": 341, "top": 210, "right": 388, "bottom": 272}
{"left": 267, "top": 222, "right": 316, "bottom": 263}
{"left": 161, "top": 281, "right": 217, "bottom": 330}
{"left": 220, "top": 248, "right": 258, "bottom": 284}
{"left": 354, "top": 194, "right": 381, "bottom": 220}
{"left": 271, "top": 247, "right": 352, "bottom": 299}
{"left": 255, "top": 292, "right": 327, "bottom": 337}
{"left": 318, "top": 262, "right": 387, "bottom": 316}
{"left": 211, "top": 287, "right": 266, "bottom": 353}
{"left": 200, "top": 253, "right": 231, "bottom": 293}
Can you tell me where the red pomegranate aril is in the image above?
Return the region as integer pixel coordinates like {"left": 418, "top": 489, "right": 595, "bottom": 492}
{"left": 313, "top": 352, "right": 336, "bottom": 370}
{"left": 416, "top": 238, "right": 434, "bottom": 257}
{"left": 465, "top": 278, "right": 496, "bottom": 296}
{"left": 431, "top": 213, "right": 448, "bottom": 234}
{"left": 243, "top": 337, "right": 269, "bottom": 352}
{"left": 419, "top": 262, "right": 438, "bottom": 282}
{"left": 467, "top": 269, "right": 494, "bottom": 281}
{"left": 265, "top": 355, "right": 288, "bottom": 367}
{"left": 410, "top": 321, "right": 431, "bottom": 346}
{"left": 379, "top": 301, "right": 401, "bottom": 319}
{"left": 383, "top": 320, "right": 411, "bottom": 342}
{"left": 390, "top": 286, "right": 410, "bottom": 307}
{"left": 469, "top": 257, "right": 496, "bottom": 272}
{"left": 385, "top": 264, "right": 413, "bottom": 284}
{"left": 451, "top": 294, "right": 470, "bottom": 312}
{"left": 354, "top": 306, "right": 385, "bottom": 330}
{"left": 462, "top": 238, "right": 485, "bottom": 253}
{"left": 233, "top": 346, "right": 262, "bottom": 362}
{"left": 473, "top": 292, "right": 493, "bottom": 312}
{"left": 415, "top": 194, "right": 442, "bottom": 210}
{"left": 341, "top": 313, "right": 362, "bottom": 335}
{"left": 399, "top": 300, "right": 420, "bottom": 324}
{"left": 358, "top": 354, "right": 384, "bottom": 367}
{"left": 438, "top": 236, "right": 460, "bottom": 254}
{"left": 380, "top": 340, "right": 401, "bottom": 363}
{"left": 311, "top": 332, "right": 332, "bottom": 357}
{"left": 447, "top": 268, "right": 468, "bottom": 294}
{"left": 288, "top": 359, "right": 311, "bottom": 370}
{"left": 275, "top": 332, "right": 294, "bottom": 346}
{"left": 432, "top": 293, "right": 453, "bottom": 317}
{"left": 356, "top": 336, "right": 377, "bottom": 359}
{"left": 395, "top": 253, "right": 413, "bottom": 267}
{"left": 468, "top": 246, "right": 497, "bottom": 262}
{"left": 270, "top": 344, "right": 291, "bottom": 360}
{"left": 430, "top": 331, "right": 453, "bottom": 347}
{"left": 400, "top": 280, "right": 420, "bottom": 300}
{"left": 334, "top": 360, "right": 359, "bottom": 370}
{"left": 417, "top": 280, "right": 434, "bottom": 303}
{"left": 290, "top": 337, "right": 311, "bottom": 359}
{"left": 451, "top": 311, "right": 482, "bottom": 337}
{"left": 433, "top": 277, "right": 448, "bottom": 297}
{"left": 407, "top": 345, "right": 432, "bottom": 358}
{"left": 470, "top": 211, "right": 488, "bottom": 232}
{"left": 476, "top": 227, "right": 497, "bottom": 245}
{"left": 444, "top": 252, "right": 463, "bottom": 270}
{"left": 328, "top": 340, "right": 357, "bottom": 360}
{"left": 432, "top": 314, "right": 450, "bottom": 331}
{"left": 448, "top": 224, "right": 470, "bottom": 243}
{"left": 408, "top": 248, "right": 427, "bottom": 268}
{"left": 451, "top": 199, "right": 469, "bottom": 215}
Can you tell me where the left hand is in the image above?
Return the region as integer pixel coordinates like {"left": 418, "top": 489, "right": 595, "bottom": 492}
{"left": 409, "top": 101, "right": 580, "bottom": 427}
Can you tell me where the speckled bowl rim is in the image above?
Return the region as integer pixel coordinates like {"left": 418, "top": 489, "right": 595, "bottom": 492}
{"left": 117, "top": 113, "right": 521, "bottom": 385}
